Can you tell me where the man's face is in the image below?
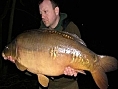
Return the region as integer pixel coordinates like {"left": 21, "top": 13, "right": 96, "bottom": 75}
{"left": 39, "top": 0, "right": 59, "bottom": 28}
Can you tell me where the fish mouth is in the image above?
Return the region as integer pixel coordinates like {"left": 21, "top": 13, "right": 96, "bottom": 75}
{"left": 2, "top": 52, "right": 8, "bottom": 60}
{"left": 2, "top": 52, "right": 15, "bottom": 63}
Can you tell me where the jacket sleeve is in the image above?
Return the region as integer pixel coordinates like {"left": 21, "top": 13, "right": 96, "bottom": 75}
{"left": 65, "top": 21, "right": 81, "bottom": 38}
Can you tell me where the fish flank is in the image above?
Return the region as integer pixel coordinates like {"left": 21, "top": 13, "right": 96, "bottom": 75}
{"left": 50, "top": 47, "right": 58, "bottom": 60}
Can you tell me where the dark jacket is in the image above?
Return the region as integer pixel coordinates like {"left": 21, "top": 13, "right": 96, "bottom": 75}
{"left": 40, "top": 13, "right": 81, "bottom": 38}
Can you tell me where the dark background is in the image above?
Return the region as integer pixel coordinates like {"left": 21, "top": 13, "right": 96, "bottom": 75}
{"left": 0, "top": 0, "right": 117, "bottom": 89}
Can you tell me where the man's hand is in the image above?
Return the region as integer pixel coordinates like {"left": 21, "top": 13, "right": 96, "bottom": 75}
{"left": 6, "top": 56, "right": 15, "bottom": 63}
{"left": 64, "top": 66, "right": 86, "bottom": 77}
{"left": 64, "top": 66, "right": 78, "bottom": 77}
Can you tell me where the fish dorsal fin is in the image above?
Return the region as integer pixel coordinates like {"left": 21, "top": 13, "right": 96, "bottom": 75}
{"left": 40, "top": 28, "right": 86, "bottom": 46}
{"left": 62, "top": 31, "right": 86, "bottom": 46}
{"left": 37, "top": 74, "right": 49, "bottom": 87}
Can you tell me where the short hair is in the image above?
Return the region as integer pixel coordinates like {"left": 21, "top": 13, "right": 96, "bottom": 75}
{"left": 38, "top": 0, "right": 59, "bottom": 9}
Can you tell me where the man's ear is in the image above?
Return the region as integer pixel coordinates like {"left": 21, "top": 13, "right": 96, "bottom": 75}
{"left": 54, "top": 6, "right": 59, "bottom": 15}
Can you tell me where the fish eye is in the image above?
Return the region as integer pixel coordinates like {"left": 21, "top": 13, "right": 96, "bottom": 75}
{"left": 5, "top": 46, "right": 9, "bottom": 49}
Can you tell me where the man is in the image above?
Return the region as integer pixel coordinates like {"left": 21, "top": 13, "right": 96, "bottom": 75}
{"left": 38, "top": 0, "right": 81, "bottom": 89}
{"left": 39, "top": 0, "right": 81, "bottom": 37}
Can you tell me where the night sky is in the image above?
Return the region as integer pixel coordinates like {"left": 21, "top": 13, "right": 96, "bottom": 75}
{"left": 0, "top": 0, "right": 117, "bottom": 89}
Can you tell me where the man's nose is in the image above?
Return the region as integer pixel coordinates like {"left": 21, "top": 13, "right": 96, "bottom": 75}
{"left": 41, "top": 13, "right": 45, "bottom": 19}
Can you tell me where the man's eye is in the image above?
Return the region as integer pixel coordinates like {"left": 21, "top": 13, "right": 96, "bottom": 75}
{"left": 44, "top": 10, "right": 48, "bottom": 13}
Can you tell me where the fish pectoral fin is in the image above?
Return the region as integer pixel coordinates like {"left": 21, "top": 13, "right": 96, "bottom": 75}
{"left": 37, "top": 74, "right": 49, "bottom": 87}
{"left": 15, "top": 61, "right": 27, "bottom": 71}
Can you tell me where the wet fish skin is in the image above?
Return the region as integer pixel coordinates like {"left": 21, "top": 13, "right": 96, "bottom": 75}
{"left": 2, "top": 28, "right": 118, "bottom": 89}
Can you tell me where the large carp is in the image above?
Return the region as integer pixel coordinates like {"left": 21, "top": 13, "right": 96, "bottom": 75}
{"left": 2, "top": 28, "right": 118, "bottom": 89}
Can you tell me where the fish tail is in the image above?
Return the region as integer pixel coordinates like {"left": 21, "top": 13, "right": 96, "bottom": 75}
{"left": 98, "top": 55, "right": 118, "bottom": 72}
{"left": 91, "top": 55, "right": 118, "bottom": 89}
{"left": 91, "top": 68, "right": 108, "bottom": 89}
